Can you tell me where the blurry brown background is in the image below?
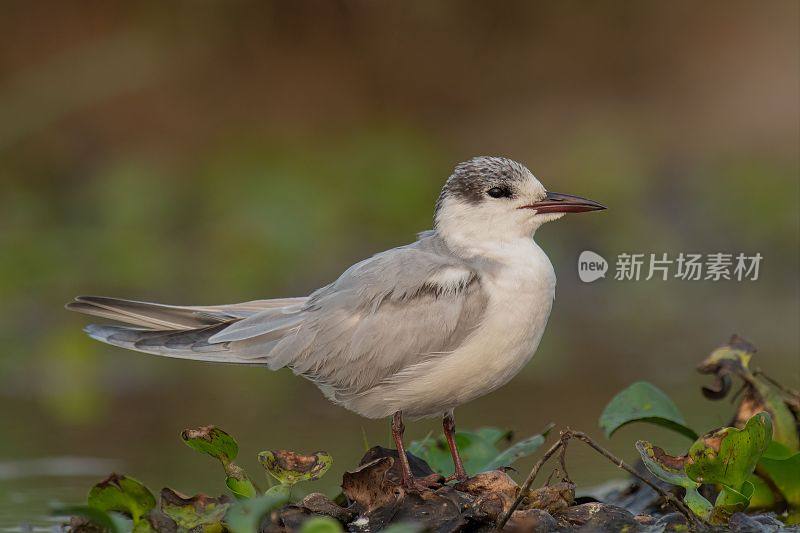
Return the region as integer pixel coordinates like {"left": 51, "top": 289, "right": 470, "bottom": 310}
{"left": 1, "top": 1, "right": 798, "bottom": 526}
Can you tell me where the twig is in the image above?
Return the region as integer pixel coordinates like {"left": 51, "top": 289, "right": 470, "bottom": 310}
{"left": 566, "top": 431, "right": 707, "bottom": 530}
{"left": 494, "top": 429, "right": 709, "bottom": 531}
{"left": 495, "top": 436, "right": 566, "bottom": 530}
{"left": 557, "top": 439, "right": 571, "bottom": 483}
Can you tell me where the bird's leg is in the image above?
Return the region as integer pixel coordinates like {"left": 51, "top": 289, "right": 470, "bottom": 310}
{"left": 443, "top": 410, "right": 468, "bottom": 481}
{"left": 391, "top": 411, "right": 415, "bottom": 488}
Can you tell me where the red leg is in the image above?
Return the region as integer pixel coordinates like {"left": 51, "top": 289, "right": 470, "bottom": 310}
{"left": 391, "top": 411, "right": 415, "bottom": 488}
{"left": 443, "top": 411, "right": 468, "bottom": 481}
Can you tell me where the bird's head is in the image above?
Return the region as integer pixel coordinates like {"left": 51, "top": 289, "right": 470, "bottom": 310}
{"left": 434, "top": 156, "right": 605, "bottom": 245}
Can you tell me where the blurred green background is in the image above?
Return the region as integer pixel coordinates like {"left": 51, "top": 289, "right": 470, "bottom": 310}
{"left": 0, "top": 1, "right": 798, "bottom": 527}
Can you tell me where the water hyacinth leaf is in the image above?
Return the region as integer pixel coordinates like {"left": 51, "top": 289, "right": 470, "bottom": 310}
{"left": 299, "top": 516, "right": 345, "bottom": 533}
{"left": 746, "top": 473, "right": 778, "bottom": 509}
{"left": 265, "top": 483, "right": 291, "bottom": 499}
{"left": 225, "top": 466, "right": 258, "bottom": 499}
{"left": 405, "top": 431, "right": 499, "bottom": 475}
{"left": 484, "top": 433, "right": 547, "bottom": 471}
{"left": 258, "top": 450, "right": 333, "bottom": 485}
{"left": 697, "top": 335, "right": 799, "bottom": 452}
{"left": 181, "top": 426, "right": 239, "bottom": 463}
{"left": 160, "top": 488, "right": 230, "bottom": 530}
{"left": 683, "top": 487, "right": 714, "bottom": 521}
{"left": 709, "top": 483, "right": 754, "bottom": 524}
{"left": 450, "top": 432, "right": 500, "bottom": 474}
{"left": 410, "top": 427, "right": 551, "bottom": 476}
{"left": 635, "top": 440, "right": 713, "bottom": 520}
{"left": 52, "top": 505, "right": 126, "bottom": 533}
{"left": 600, "top": 381, "right": 698, "bottom": 440}
{"left": 181, "top": 425, "right": 257, "bottom": 498}
{"left": 760, "top": 448, "right": 800, "bottom": 507}
{"left": 685, "top": 412, "right": 772, "bottom": 489}
{"left": 474, "top": 427, "right": 512, "bottom": 446}
{"left": 224, "top": 491, "right": 290, "bottom": 533}
{"left": 87, "top": 473, "right": 156, "bottom": 523}
{"left": 635, "top": 440, "right": 695, "bottom": 489}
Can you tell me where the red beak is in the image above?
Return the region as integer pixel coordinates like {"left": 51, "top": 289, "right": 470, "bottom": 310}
{"left": 520, "top": 191, "right": 606, "bottom": 213}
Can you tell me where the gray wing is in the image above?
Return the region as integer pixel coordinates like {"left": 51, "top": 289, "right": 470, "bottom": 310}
{"left": 219, "top": 232, "right": 488, "bottom": 398}
{"left": 70, "top": 232, "right": 488, "bottom": 394}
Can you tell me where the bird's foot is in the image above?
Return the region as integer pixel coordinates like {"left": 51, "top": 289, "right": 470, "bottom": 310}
{"left": 444, "top": 472, "right": 469, "bottom": 483}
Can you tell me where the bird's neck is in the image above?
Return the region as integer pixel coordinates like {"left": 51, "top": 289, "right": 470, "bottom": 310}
{"left": 435, "top": 210, "right": 541, "bottom": 265}
{"left": 437, "top": 226, "right": 543, "bottom": 267}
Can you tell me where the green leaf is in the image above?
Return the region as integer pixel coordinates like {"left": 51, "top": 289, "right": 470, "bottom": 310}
{"left": 298, "top": 516, "right": 344, "bottom": 533}
{"left": 87, "top": 474, "right": 156, "bottom": 523}
{"left": 409, "top": 426, "right": 551, "bottom": 476}
{"left": 181, "top": 426, "right": 239, "bottom": 464}
{"left": 635, "top": 440, "right": 713, "bottom": 520}
{"left": 182, "top": 425, "right": 258, "bottom": 499}
{"left": 683, "top": 487, "right": 715, "bottom": 521}
{"left": 160, "top": 488, "right": 230, "bottom": 530}
{"left": 746, "top": 473, "right": 778, "bottom": 509}
{"left": 484, "top": 433, "right": 547, "bottom": 471}
{"left": 264, "top": 483, "right": 291, "bottom": 499}
{"left": 698, "top": 337, "right": 799, "bottom": 452}
{"left": 225, "top": 466, "right": 258, "bottom": 499}
{"left": 224, "top": 491, "right": 290, "bottom": 533}
{"left": 474, "top": 427, "right": 512, "bottom": 446}
{"left": 760, "top": 447, "right": 800, "bottom": 507}
{"left": 709, "top": 483, "right": 753, "bottom": 525}
{"left": 685, "top": 412, "right": 772, "bottom": 490}
{"left": 600, "top": 381, "right": 698, "bottom": 440}
{"left": 257, "top": 450, "right": 332, "bottom": 485}
{"left": 52, "top": 505, "right": 127, "bottom": 533}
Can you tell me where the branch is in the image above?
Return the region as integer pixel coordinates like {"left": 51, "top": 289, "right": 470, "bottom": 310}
{"left": 494, "top": 436, "right": 565, "bottom": 530}
{"left": 566, "top": 431, "right": 706, "bottom": 530}
{"left": 494, "top": 429, "right": 709, "bottom": 531}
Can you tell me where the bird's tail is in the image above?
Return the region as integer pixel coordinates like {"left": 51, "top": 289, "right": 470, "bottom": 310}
{"left": 66, "top": 295, "right": 305, "bottom": 364}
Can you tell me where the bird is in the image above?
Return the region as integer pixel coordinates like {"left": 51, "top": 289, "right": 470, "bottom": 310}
{"left": 66, "top": 156, "right": 605, "bottom": 489}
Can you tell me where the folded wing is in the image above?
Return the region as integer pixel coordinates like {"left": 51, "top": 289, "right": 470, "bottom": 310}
{"left": 68, "top": 232, "right": 488, "bottom": 397}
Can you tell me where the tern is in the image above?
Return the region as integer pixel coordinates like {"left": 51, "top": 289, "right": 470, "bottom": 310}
{"left": 67, "top": 156, "right": 605, "bottom": 488}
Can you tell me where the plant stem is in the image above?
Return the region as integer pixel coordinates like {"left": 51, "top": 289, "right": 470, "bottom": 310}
{"left": 494, "top": 429, "right": 709, "bottom": 531}
{"left": 495, "top": 437, "right": 565, "bottom": 530}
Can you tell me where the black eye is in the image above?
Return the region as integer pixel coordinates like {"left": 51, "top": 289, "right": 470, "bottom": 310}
{"left": 487, "top": 186, "right": 511, "bottom": 198}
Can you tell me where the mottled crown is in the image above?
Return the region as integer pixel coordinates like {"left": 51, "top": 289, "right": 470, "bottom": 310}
{"left": 435, "top": 156, "right": 533, "bottom": 215}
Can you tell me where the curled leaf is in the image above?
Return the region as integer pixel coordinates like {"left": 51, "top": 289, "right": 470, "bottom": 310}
{"left": 697, "top": 336, "right": 799, "bottom": 452}
{"left": 181, "top": 425, "right": 257, "bottom": 499}
{"left": 224, "top": 464, "right": 258, "bottom": 499}
{"left": 600, "top": 381, "right": 698, "bottom": 440}
{"left": 635, "top": 440, "right": 713, "bottom": 520}
{"left": 87, "top": 473, "right": 156, "bottom": 523}
{"left": 181, "top": 426, "right": 239, "bottom": 464}
{"left": 258, "top": 450, "right": 332, "bottom": 485}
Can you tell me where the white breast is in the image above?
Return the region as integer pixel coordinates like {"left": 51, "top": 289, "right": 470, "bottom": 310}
{"left": 358, "top": 238, "right": 556, "bottom": 419}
